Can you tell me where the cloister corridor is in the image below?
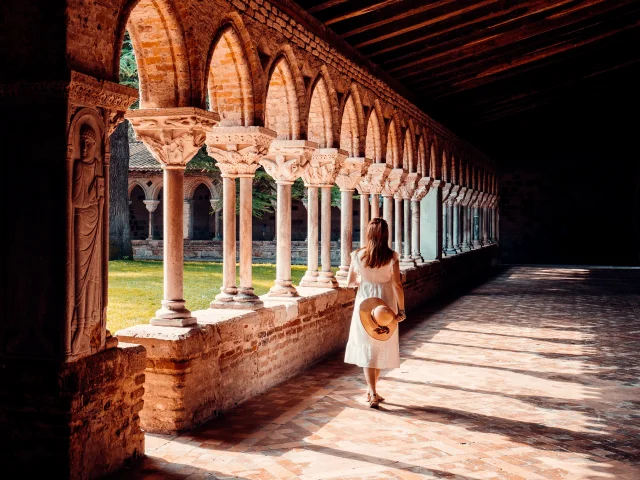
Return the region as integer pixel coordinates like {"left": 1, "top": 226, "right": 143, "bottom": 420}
{"left": 112, "top": 267, "right": 640, "bottom": 480}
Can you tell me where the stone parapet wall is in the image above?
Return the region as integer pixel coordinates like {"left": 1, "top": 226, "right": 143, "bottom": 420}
{"left": 116, "top": 246, "right": 497, "bottom": 434}
{"left": 133, "top": 239, "right": 342, "bottom": 264}
{"left": 0, "top": 344, "right": 146, "bottom": 478}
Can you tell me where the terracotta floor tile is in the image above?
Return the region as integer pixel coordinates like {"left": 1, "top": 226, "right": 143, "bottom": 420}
{"left": 114, "top": 267, "right": 640, "bottom": 480}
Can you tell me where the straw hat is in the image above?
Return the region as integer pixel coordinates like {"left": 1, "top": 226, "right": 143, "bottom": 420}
{"left": 359, "top": 297, "right": 398, "bottom": 341}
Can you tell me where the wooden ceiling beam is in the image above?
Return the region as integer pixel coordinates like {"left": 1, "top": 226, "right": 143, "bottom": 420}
{"left": 394, "top": 0, "right": 634, "bottom": 80}
{"left": 308, "top": 0, "right": 351, "bottom": 14}
{"left": 324, "top": 0, "right": 404, "bottom": 25}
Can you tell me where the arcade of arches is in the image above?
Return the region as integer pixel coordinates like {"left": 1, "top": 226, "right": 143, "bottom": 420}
{"left": 2, "top": 0, "right": 501, "bottom": 477}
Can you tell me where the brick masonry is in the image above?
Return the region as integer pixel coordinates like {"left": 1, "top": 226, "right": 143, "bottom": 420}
{"left": 116, "top": 246, "right": 497, "bottom": 434}
{"left": 0, "top": 344, "right": 146, "bottom": 478}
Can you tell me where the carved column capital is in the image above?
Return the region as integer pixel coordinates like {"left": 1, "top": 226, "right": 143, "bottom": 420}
{"left": 356, "top": 162, "right": 393, "bottom": 195}
{"left": 336, "top": 157, "right": 372, "bottom": 192}
{"left": 301, "top": 148, "right": 348, "bottom": 187}
{"left": 442, "top": 183, "right": 461, "bottom": 205}
{"left": 127, "top": 107, "right": 220, "bottom": 168}
{"left": 382, "top": 168, "right": 407, "bottom": 198}
{"left": 143, "top": 199, "right": 160, "bottom": 212}
{"left": 396, "top": 172, "right": 421, "bottom": 200}
{"left": 206, "top": 126, "right": 277, "bottom": 177}
{"left": 259, "top": 139, "right": 318, "bottom": 184}
{"left": 454, "top": 186, "right": 468, "bottom": 205}
{"left": 412, "top": 176, "right": 434, "bottom": 202}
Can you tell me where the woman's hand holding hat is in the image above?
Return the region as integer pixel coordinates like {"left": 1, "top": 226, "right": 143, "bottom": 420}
{"left": 396, "top": 310, "right": 406, "bottom": 322}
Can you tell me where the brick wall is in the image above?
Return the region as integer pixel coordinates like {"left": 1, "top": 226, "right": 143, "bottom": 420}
{"left": 0, "top": 344, "right": 146, "bottom": 478}
{"left": 116, "top": 245, "right": 497, "bottom": 434}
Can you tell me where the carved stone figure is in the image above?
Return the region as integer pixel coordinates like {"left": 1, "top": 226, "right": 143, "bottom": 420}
{"left": 71, "top": 123, "right": 105, "bottom": 354}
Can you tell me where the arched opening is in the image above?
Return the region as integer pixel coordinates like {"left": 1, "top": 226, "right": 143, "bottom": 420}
{"left": 129, "top": 185, "right": 148, "bottom": 240}
{"left": 402, "top": 130, "right": 414, "bottom": 172}
{"left": 192, "top": 184, "right": 213, "bottom": 240}
{"left": 207, "top": 25, "right": 254, "bottom": 126}
{"left": 307, "top": 76, "right": 333, "bottom": 147}
{"left": 340, "top": 95, "right": 360, "bottom": 156}
{"left": 265, "top": 57, "right": 300, "bottom": 140}
{"left": 154, "top": 188, "right": 164, "bottom": 240}
{"left": 122, "top": 0, "right": 191, "bottom": 108}
{"left": 417, "top": 136, "right": 427, "bottom": 176}
{"left": 386, "top": 120, "right": 399, "bottom": 167}
{"left": 365, "top": 109, "right": 382, "bottom": 162}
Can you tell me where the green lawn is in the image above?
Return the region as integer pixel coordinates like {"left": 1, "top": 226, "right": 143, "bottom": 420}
{"left": 107, "top": 260, "right": 309, "bottom": 332}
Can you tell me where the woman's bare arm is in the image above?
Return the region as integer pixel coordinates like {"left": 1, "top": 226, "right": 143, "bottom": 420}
{"left": 391, "top": 258, "right": 406, "bottom": 319}
{"left": 346, "top": 256, "right": 359, "bottom": 288}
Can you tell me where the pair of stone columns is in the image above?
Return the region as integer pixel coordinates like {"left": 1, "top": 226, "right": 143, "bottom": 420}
{"left": 382, "top": 168, "right": 406, "bottom": 253}
{"left": 143, "top": 199, "right": 160, "bottom": 240}
{"left": 127, "top": 107, "right": 219, "bottom": 326}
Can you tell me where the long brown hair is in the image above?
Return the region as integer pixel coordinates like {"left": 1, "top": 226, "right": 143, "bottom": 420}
{"left": 359, "top": 217, "right": 394, "bottom": 268}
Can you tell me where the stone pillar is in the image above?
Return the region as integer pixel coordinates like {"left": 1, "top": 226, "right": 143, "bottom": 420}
{"left": 456, "top": 187, "right": 468, "bottom": 251}
{"left": 300, "top": 186, "right": 319, "bottom": 286}
{"left": 397, "top": 173, "right": 420, "bottom": 266}
{"left": 128, "top": 107, "right": 219, "bottom": 326}
{"left": 260, "top": 140, "right": 317, "bottom": 297}
{"left": 411, "top": 176, "right": 432, "bottom": 263}
{"left": 421, "top": 180, "right": 443, "bottom": 260}
{"left": 382, "top": 168, "right": 406, "bottom": 250}
{"left": 443, "top": 184, "right": 459, "bottom": 256}
{"left": 206, "top": 126, "right": 276, "bottom": 308}
{"left": 143, "top": 199, "right": 160, "bottom": 240}
{"left": 394, "top": 196, "right": 403, "bottom": 254}
{"left": 300, "top": 148, "right": 345, "bottom": 288}
{"left": 473, "top": 205, "right": 481, "bottom": 248}
{"left": 336, "top": 157, "right": 371, "bottom": 281}
{"left": 210, "top": 199, "right": 221, "bottom": 240}
{"left": 371, "top": 193, "right": 381, "bottom": 218}
{"left": 183, "top": 199, "right": 194, "bottom": 240}
{"left": 452, "top": 203, "right": 459, "bottom": 254}
{"left": 359, "top": 192, "right": 370, "bottom": 247}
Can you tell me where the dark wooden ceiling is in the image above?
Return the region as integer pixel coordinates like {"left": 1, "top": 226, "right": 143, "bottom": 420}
{"left": 294, "top": 0, "right": 640, "bottom": 150}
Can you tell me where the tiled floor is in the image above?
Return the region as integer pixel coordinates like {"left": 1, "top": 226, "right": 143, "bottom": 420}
{"left": 114, "top": 266, "right": 640, "bottom": 479}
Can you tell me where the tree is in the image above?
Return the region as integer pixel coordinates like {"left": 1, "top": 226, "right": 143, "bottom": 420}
{"left": 109, "top": 31, "right": 138, "bottom": 260}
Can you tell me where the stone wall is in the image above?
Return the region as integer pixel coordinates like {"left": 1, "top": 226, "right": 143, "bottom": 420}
{"left": 133, "top": 239, "right": 342, "bottom": 264}
{"left": 117, "top": 245, "right": 497, "bottom": 434}
{"left": 0, "top": 344, "right": 146, "bottom": 479}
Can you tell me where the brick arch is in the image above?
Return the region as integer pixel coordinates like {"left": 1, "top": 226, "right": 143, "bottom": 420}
{"left": 385, "top": 117, "right": 402, "bottom": 168}
{"left": 339, "top": 94, "right": 361, "bottom": 156}
{"left": 128, "top": 179, "right": 153, "bottom": 200}
{"left": 116, "top": 0, "right": 192, "bottom": 108}
{"left": 365, "top": 102, "right": 384, "bottom": 163}
{"left": 430, "top": 137, "right": 439, "bottom": 179}
{"left": 184, "top": 177, "right": 217, "bottom": 200}
{"left": 441, "top": 145, "right": 451, "bottom": 183}
{"left": 417, "top": 134, "right": 427, "bottom": 176}
{"left": 150, "top": 181, "right": 163, "bottom": 200}
{"left": 402, "top": 120, "right": 416, "bottom": 172}
{"left": 206, "top": 19, "right": 256, "bottom": 126}
{"left": 264, "top": 47, "right": 304, "bottom": 140}
{"left": 307, "top": 74, "right": 334, "bottom": 148}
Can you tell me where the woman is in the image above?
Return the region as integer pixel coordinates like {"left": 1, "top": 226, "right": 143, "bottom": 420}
{"left": 345, "top": 217, "right": 406, "bottom": 408}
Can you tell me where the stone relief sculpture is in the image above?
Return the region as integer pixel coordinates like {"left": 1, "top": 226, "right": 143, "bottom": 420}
{"left": 70, "top": 120, "right": 106, "bottom": 356}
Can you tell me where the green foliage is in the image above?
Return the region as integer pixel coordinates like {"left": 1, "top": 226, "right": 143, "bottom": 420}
{"left": 119, "top": 31, "right": 140, "bottom": 108}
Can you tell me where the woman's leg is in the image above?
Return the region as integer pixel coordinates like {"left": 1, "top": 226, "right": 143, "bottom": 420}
{"left": 364, "top": 368, "right": 377, "bottom": 396}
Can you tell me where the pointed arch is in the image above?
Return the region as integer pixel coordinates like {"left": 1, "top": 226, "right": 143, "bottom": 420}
{"left": 402, "top": 120, "right": 416, "bottom": 172}
{"left": 386, "top": 118, "right": 401, "bottom": 168}
{"left": 430, "top": 137, "right": 439, "bottom": 179}
{"left": 205, "top": 18, "right": 256, "bottom": 126}
{"left": 340, "top": 94, "right": 360, "bottom": 156}
{"left": 264, "top": 50, "right": 303, "bottom": 140}
{"left": 417, "top": 134, "right": 427, "bottom": 176}
{"left": 365, "top": 103, "right": 384, "bottom": 162}
{"left": 307, "top": 73, "right": 335, "bottom": 148}
{"left": 117, "top": 0, "right": 192, "bottom": 108}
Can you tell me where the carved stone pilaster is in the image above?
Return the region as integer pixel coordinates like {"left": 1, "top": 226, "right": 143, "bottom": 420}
{"left": 301, "top": 148, "right": 347, "bottom": 187}
{"left": 260, "top": 140, "right": 317, "bottom": 184}
{"left": 396, "top": 172, "right": 421, "bottom": 200}
{"left": 357, "top": 162, "right": 393, "bottom": 195}
{"left": 381, "top": 168, "right": 407, "bottom": 198}
{"left": 335, "top": 157, "right": 372, "bottom": 192}
{"left": 412, "top": 176, "right": 434, "bottom": 202}
{"left": 206, "top": 126, "right": 277, "bottom": 177}
{"left": 127, "top": 108, "right": 220, "bottom": 167}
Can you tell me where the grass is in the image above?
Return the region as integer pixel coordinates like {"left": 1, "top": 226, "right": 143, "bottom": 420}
{"left": 107, "top": 260, "right": 310, "bottom": 332}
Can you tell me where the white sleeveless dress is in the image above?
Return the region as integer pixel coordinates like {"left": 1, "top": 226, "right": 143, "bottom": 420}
{"left": 344, "top": 250, "right": 401, "bottom": 369}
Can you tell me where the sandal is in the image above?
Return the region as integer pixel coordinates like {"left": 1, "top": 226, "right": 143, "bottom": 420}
{"left": 369, "top": 397, "right": 380, "bottom": 409}
{"left": 374, "top": 393, "right": 385, "bottom": 403}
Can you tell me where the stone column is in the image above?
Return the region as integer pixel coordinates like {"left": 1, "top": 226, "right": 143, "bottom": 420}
{"left": 300, "top": 148, "right": 345, "bottom": 288}
{"left": 371, "top": 193, "right": 381, "bottom": 218}
{"left": 411, "top": 177, "right": 432, "bottom": 263}
{"left": 128, "top": 107, "right": 219, "bottom": 326}
{"left": 359, "top": 192, "right": 370, "bottom": 247}
{"left": 358, "top": 162, "right": 392, "bottom": 242}
{"left": 209, "top": 199, "right": 221, "bottom": 240}
{"left": 456, "top": 187, "right": 468, "bottom": 252}
{"left": 452, "top": 203, "right": 459, "bottom": 253}
{"left": 397, "top": 173, "right": 420, "bottom": 266}
{"left": 443, "top": 184, "right": 459, "bottom": 256}
{"left": 183, "top": 199, "right": 194, "bottom": 239}
{"left": 206, "top": 126, "right": 276, "bottom": 308}
{"left": 336, "top": 158, "right": 371, "bottom": 281}
{"left": 143, "top": 199, "right": 160, "bottom": 240}
{"left": 382, "top": 168, "right": 406, "bottom": 250}
{"left": 394, "top": 196, "right": 403, "bottom": 254}
{"left": 260, "top": 140, "right": 316, "bottom": 297}
{"left": 300, "top": 186, "right": 319, "bottom": 285}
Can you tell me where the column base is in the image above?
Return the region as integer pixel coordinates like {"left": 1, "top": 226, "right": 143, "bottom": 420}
{"left": 151, "top": 300, "right": 197, "bottom": 327}
{"left": 445, "top": 247, "right": 458, "bottom": 256}
{"left": 300, "top": 272, "right": 338, "bottom": 288}
{"left": 336, "top": 266, "right": 349, "bottom": 279}
{"left": 212, "top": 287, "right": 239, "bottom": 305}
{"left": 460, "top": 244, "right": 472, "bottom": 252}
{"left": 268, "top": 281, "right": 299, "bottom": 297}
{"left": 411, "top": 254, "right": 424, "bottom": 264}
{"left": 210, "top": 289, "right": 264, "bottom": 310}
{"left": 299, "top": 271, "right": 321, "bottom": 287}
{"left": 400, "top": 256, "right": 417, "bottom": 268}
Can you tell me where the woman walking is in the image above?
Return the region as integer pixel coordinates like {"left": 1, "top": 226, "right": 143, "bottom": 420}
{"left": 345, "top": 217, "right": 406, "bottom": 408}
